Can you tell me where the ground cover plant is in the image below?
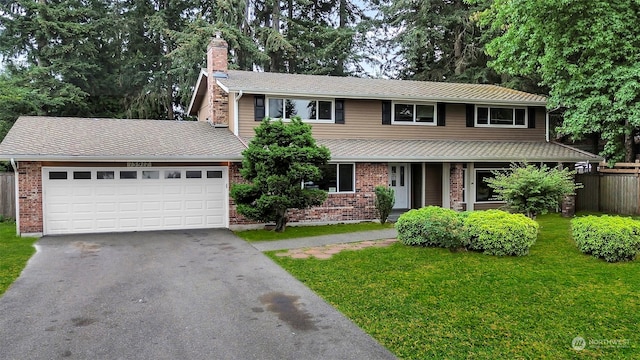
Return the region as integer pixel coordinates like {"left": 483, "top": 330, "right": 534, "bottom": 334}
{"left": 269, "top": 214, "right": 639, "bottom": 359}
{"left": 0, "top": 222, "right": 37, "bottom": 296}
{"left": 235, "top": 222, "right": 393, "bottom": 242}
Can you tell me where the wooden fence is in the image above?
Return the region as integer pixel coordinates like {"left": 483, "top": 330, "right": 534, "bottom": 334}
{"left": 576, "top": 162, "right": 640, "bottom": 215}
{"left": 0, "top": 173, "right": 15, "bottom": 219}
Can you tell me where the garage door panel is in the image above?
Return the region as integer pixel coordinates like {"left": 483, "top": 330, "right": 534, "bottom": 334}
{"left": 96, "top": 203, "right": 117, "bottom": 213}
{"left": 43, "top": 167, "right": 227, "bottom": 235}
{"left": 185, "top": 201, "right": 204, "bottom": 210}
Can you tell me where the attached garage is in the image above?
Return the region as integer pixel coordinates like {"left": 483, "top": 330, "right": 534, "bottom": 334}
{"left": 42, "top": 167, "right": 228, "bottom": 235}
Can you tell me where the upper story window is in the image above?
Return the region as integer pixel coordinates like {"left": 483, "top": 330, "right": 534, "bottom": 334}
{"left": 476, "top": 106, "right": 527, "bottom": 128}
{"left": 267, "top": 98, "right": 333, "bottom": 122}
{"left": 392, "top": 102, "right": 436, "bottom": 125}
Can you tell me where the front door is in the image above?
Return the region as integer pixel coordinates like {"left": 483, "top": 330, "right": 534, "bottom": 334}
{"left": 389, "top": 163, "right": 409, "bottom": 209}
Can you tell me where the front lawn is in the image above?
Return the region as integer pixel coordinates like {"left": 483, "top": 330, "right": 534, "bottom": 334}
{"left": 235, "top": 221, "right": 393, "bottom": 242}
{"left": 268, "top": 214, "right": 639, "bottom": 359}
{"left": 0, "top": 222, "right": 37, "bottom": 296}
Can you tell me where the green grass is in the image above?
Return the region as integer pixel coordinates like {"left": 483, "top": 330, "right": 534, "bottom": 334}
{"left": 235, "top": 221, "right": 394, "bottom": 242}
{"left": 268, "top": 214, "right": 640, "bottom": 359}
{"left": 0, "top": 222, "right": 37, "bottom": 296}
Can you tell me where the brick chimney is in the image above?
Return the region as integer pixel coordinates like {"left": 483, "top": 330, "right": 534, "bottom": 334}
{"left": 207, "top": 32, "right": 229, "bottom": 126}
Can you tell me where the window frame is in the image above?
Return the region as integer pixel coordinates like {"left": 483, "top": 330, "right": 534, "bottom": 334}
{"left": 475, "top": 105, "right": 528, "bottom": 128}
{"left": 391, "top": 101, "right": 437, "bottom": 125}
{"left": 265, "top": 97, "right": 335, "bottom": 123}
{"left": 474, "top": 168, "right": 503, "bottom": 203}
{"left": 304, "top": 163, "right": 356, "bottom": 194}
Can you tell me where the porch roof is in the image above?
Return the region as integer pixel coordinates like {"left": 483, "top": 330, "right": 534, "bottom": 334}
{"left": 317, "top": 139, "right": 602, "bottom": 163}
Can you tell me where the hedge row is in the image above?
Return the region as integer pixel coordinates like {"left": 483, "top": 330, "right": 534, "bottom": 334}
{"left": 396, "top": 207, "right": 539, "bottom": 256}
{"left": 572, "top": 215, "right": 640, "bottom": 262}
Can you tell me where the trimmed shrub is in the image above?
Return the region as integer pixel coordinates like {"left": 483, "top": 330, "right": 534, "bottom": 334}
{"left": 395, "top": 206, "right": 464, "bottom": 248}
{"left": 374, "top": 186, "right": 395, "bottom": 224}
{"left": 463, "top": 210, "right": 539, "bottom": 256}
{"left": 572, "top": 215, "right": 640, "bottom": 262}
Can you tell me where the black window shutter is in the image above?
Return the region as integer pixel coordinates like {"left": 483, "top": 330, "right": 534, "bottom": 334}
{"left": 465, "top": 104, "right": 475, "bottom": 127}
{"left": 254, "top": 95, "right": 265, "bottom": 121}
{"left": 335, "top": 99, "right": 345, "bottom": 124}
{"left": 382, "top": 100, "right": 391, "bottom": 125}
{"left": 528, "top": 107, "right": 536, "bottom": 128}
{"left": 437, "top": 102, "right": 446, "bottom": 126}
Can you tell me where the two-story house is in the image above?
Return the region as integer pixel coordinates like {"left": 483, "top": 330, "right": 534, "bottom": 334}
{"left": 0, "top": 36, "right": 601, "bottom": 236}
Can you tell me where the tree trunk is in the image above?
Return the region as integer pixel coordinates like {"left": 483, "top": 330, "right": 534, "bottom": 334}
{"left": 624, "top": 124, "right": 634, "bottom": 162}
{"left": 274, "top": 208, "right": 288, "bottom": 232}
{"left": 269, "top": 0, "right": 281, "bottom": 72}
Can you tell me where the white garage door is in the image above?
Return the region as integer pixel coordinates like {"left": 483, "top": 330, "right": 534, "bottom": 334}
{"left": 42, "top": 167, "right": 228, "bottom": 235}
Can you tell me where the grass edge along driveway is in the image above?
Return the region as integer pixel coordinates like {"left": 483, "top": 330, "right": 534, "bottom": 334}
{"left": 0, "top": 222, "right": 37, "bottom": 296}
{"left": 268, "top": 214, "right": 639, "bottom": 359}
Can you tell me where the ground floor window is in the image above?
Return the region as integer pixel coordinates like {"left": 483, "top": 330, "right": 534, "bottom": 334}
{"left": 475, "top": 169, "right": 500, "bottom": 202}
{"left": 305, "top": 163, "right": 355, "bottom": 193}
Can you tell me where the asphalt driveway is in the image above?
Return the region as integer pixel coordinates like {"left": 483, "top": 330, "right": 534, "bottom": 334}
{"left": 0, "top": 229, "right": 396, "bottom": 360}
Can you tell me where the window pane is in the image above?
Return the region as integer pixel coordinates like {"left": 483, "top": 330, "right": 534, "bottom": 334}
{"left": 515, "top": 109, "right": 526, "bottom": 125}
{"left": 165, "top": 170, "right": 181, "bottom": 179}
{"left": 268, "top": 99, "right": 283, "bottom": 118}
{"left": 338, "top": 164, "right": 354, "bottom": 192}
{"left": 97, "top": 171, "right": 114, "bottom": 179}
{"left": 477, "top": 107, "right": 489, "bottom": 124}
{"left": 416, "top": 105, "right": 434, "bottom": 122}
{"left": 490, "top": 108, "right": 514, "bottom": 125}
{"left": 286, "top": 99, "right": 315, "bottom": 119}
{"left": 318, "top": 101, "right": 332, "bottom": 120}
{"left": 120, "top": 171, "right": 137, "bottom": 179}
{"left": 73, "top": 171, "right": 91, "bottom": 180}
{"left": 316, "top": 164, "right": 337, "bottom": 192}
{"left": 142, "top": 170, "right": 159, "bottom": 179}
{"left": 476, "top": 170, "right": 497, "bottom": 202}
{"left": 49, "top": 171, "right": 67, "bottom": 180}
{"left": 394, "top": 104, "right": 413, "bottom": 121}
{"left": 207, "top": 170, "right": 223, "bottom": 178}
{"left": 186, "top": 170, "right": 202, "bottom": 179}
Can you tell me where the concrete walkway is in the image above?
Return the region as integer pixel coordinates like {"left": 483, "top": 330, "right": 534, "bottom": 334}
{"left": 251, "top": 228, "right": 398, "bottom": 252}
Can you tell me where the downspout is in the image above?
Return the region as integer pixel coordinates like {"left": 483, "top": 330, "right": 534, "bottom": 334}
{"left": 545, "top": 110, "right": 550, "bottom": 142}
{"left": 10, "top": 158, "right": 19, "bottom": 236}
{"left": 234, "top": 90, "right": 243, "bottom": 137}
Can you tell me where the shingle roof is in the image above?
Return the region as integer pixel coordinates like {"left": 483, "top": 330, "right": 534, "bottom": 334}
{"left": 217, "top": 70, "right": 547, "bottom": 106}
{"left": 0, "top": 116, "right": 246, "bottom": 161}
{"left": 316, "top": 138, "right": 601, "bottom": 162}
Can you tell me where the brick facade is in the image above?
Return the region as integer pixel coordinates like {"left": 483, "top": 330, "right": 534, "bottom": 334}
{"left": 228, "top": 162, "right": 388, "bottom": 226}
{"left": 449, "top": 163, "right": 464, "bottom": 211}
{"left": 17, "top": 161, "right": 43, "bottom": 234}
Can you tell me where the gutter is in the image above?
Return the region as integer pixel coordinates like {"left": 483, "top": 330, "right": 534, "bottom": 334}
{"left": 0, "top": 155, "right": 245, "bottom": 162}
{"left": 328, "top": 156, "right": 603, "bottom": 163}
{"left": 10, "top": 158, "right": 19, "bottom": 236}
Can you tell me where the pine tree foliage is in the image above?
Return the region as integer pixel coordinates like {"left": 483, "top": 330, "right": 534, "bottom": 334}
{"left": 230, "top": 117, "right": 331, "bottom": 232}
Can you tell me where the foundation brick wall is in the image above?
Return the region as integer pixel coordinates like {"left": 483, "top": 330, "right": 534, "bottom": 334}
{"left": 17, "top": 161, "right": 43, "bottom": 234}
{"left": 228, "top": 162, "right": 388, "bottom": 225}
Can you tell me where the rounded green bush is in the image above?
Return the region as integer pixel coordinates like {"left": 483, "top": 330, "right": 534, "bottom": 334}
{"left": 572, "top": 215, "right": 640, "bottom": 262}
{"left": 395, "top": 206, "right": 464, "bottom": 248}
{"left": 463, "top": 210, "right": 539, "bottom": 256}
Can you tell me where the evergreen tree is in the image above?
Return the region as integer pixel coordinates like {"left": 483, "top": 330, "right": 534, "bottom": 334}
{"left": 230, "top": 117, "right": 331, "bottom": 232}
